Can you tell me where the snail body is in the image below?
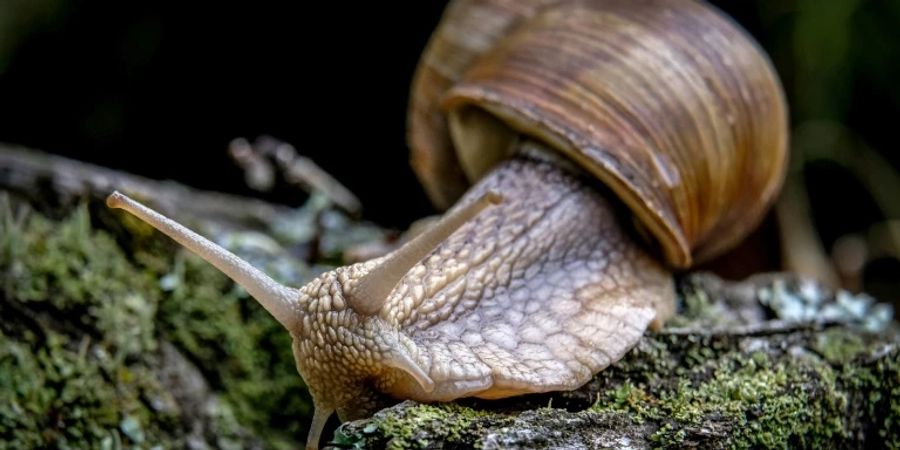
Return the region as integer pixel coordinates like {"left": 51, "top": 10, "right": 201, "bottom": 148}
{"left": 107, "top": 1, "right": 787, "bottom": 449}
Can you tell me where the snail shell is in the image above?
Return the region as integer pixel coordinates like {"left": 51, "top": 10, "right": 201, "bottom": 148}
{"left": 410, "top": 0, "right": 789, "bottom": 267}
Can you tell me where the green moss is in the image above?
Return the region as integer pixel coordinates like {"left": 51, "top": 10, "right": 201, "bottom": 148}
{"left": 588, "top": 334, "right": 900, "bottom": 449}
{"left": 386, "top": 404, "right": 492, "bottom": 449}
{"left": 840, "top": 350, "right": 900, "bottom": 448}
{"left": 0, "top": 327, "right": 183, "bottom": 449}
{"left": 1, "top": 203, "right": 159, "bottom": 359}
{"left": 0, "top": 201, "right": 312, "bottom": 448}
{"left": 334, "top": 402, "right": 501, "bottom": 450}
{"left": 157, "top": 251, "right": 311, "bottom": 448}
{"left": 0, "top": 204, "right": 181, "bottom": 448}
{"left": 812, "top": 328, "right": 867, "bottom": 364}
{"left": 887, "top": 362, "right": 900, "bottom": 448}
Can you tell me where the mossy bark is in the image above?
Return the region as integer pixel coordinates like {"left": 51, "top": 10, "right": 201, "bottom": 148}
{"left": 0, "top": 200, "right": 313, "bottom": 449}
{"left": 0, "top": 146, "right": 388, "bottom": 449}
{"left": 1, "top": 146, "right": 898, "bottom": 449}
{"left": 335, "top": 277, "right": 900, "bottom": 450}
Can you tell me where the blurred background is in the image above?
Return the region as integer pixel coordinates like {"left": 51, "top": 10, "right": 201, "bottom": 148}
{"left": 0, "top": 0, "right": 898, "bottom": 299}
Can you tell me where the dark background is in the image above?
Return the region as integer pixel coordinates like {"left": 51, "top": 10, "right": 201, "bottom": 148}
{"left": 0, "top": 0, "right": 898, "bottom": 296}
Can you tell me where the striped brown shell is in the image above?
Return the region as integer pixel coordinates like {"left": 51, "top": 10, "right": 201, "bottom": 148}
{"left": 408, "top": 0, "right": 788, "bottom": 268}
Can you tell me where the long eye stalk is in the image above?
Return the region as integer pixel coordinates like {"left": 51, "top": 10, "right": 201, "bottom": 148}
{"left": 107, "top": 191, "right": 300, "bottom": 330}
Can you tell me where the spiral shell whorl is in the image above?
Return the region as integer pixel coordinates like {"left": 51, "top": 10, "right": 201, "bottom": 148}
{"left": 410, "top": 0, "right": 788, "bottom": 268}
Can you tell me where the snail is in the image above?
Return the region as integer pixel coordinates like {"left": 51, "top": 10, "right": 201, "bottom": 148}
{"left": 106, "top": 0, "right": 787, "bottom": 448}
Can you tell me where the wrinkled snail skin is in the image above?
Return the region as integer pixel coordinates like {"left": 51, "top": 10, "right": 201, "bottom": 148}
{"left": 108, "top": 0, "right": 788, "bottom": 448}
